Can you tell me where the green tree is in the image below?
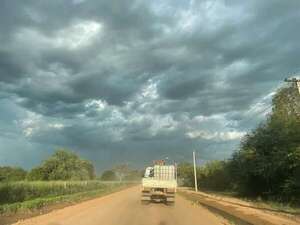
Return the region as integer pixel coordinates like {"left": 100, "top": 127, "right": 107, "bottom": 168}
{"left": 177, "top": 83, "right": 299, "bottom": 203}
{"left": 101, "top": 170, "right": 117, "bottom": 181}
{"left": 0, "top": 166, "right": 27, "bottom": 181}
{"left": 229, "top": 83, "right": 300, "bottom": 201}
{"left": 27, "top": 149, "right": 95, "bottom": 181}
{"left": 124, "top": 170, "right": 142, "bottom": 181}
{"left": 177, "top": 162, "right": 194, "bottom": 187}
{"left": 113, "top": 164, "right": 130, "bottom": 181}
{"left": 198, "top": 160, "right": 231, "bottom": 191}
{"left": 81, "top": 160, "right": 96, "bottom": 180}
{"left": 26, "top": 166, "right": 46, "bottom": 181}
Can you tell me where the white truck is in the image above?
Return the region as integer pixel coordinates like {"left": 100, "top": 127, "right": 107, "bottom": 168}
{"left": 141, "top": 162, "right": 177, "bottom": 205}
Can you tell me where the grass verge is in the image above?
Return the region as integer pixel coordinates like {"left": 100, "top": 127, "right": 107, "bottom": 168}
{"left": 187, "top": 188, "right": 300, "bottom": 215}
{"left": 179, "top": 191, "right": 252, "bottom": 225}
{"left": 0, "top": 181, "right": 126, "bottom": 205}
{"left": 179, "top": 189, "right": 300, "bottom": 225}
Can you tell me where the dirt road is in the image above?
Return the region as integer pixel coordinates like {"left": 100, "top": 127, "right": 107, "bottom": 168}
{"left": 12, "top": 186, "right": 228, "bottom": 225}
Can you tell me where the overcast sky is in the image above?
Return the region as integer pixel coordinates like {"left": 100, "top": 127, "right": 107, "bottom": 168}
{"left": 0, "top": 0, "right": 299, "bottom": 172}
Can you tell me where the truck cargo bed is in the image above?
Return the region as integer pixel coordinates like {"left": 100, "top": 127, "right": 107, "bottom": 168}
{"left": 142, "top": 178, "right": 177, "bottom": 189}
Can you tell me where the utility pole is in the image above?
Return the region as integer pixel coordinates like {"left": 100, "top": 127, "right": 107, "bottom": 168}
{"left": 285, "top": 77, "right": 300, "bottom": 94}
{"left": 193, "top": 151, "right": 198, "bottom": 192}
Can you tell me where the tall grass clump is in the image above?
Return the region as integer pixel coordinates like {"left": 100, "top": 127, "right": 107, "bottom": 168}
{"left": 0, "top": 181, "right": 121, "bottom": 205}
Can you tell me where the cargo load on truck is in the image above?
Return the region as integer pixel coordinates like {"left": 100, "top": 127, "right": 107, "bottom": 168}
{"left": 141, "top": 160, "right": 177, "bottom": 205}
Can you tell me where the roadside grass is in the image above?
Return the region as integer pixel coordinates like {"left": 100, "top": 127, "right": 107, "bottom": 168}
{"left": 178, "top": 191, "right": 252, "bottom": 225}
{"left": 0, "top": 181, "right": 135, "bottom": 215}
{"left": 180, "top": 188, "right": 300, "bottom": 215}
{"left": 241, "top": 197, "right": 300, "bottom": 215}
{"left": 0, "top": 181, "right": 121, "bottom": 205}
{"left": 209, "top": 191, "right": 300, "bottom": 215}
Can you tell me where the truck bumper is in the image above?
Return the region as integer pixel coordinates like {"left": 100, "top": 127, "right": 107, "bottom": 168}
{"left": 141, "top": 196, "right": 151, "bottom": 201}
{"left": 141, "top": 190, "right": 175, "bottom": 203}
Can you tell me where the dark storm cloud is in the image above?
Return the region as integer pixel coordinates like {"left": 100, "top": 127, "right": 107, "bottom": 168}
{"left": 0, "top": 51, "right": 25, "bottom": 82}
{"left": 0, "top": 0, "right": 171, "bottom": 112}
{"left": 0, "top": 0, "right": 299, "bottom": 170}
{"left": 70, "top": 73, "right": 146, "bottom": 106}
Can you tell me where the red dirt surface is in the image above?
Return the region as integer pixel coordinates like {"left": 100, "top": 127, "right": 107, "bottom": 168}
{"left": 11, "top": 186, "right": 229, "bottom": 225}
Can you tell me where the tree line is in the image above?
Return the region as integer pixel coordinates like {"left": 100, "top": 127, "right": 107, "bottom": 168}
{"left": 0, "top": 149, "right": 142, "bottom": 182}
{"left": 0, "top": 150, "right": 95, "bottom": 181}
{"left": 100, "top": 165, "right": 142, "bottom": 181}
{"left": 178, "top": 83, "right": 300, "bottom": 203}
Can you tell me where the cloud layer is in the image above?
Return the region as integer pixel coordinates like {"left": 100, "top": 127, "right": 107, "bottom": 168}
{"left": 1, "top": 0, "right": 299, "bottom": 171}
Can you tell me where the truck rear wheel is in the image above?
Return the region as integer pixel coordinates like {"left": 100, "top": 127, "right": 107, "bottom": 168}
{"left": 165, "top": 197, "right": 175, "bottom": 206}
{"left": 141, "top": 194, "right": 151, "bottom": 205}
{"left": 141, "top": 199, "right": 150, "bottom": 205}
